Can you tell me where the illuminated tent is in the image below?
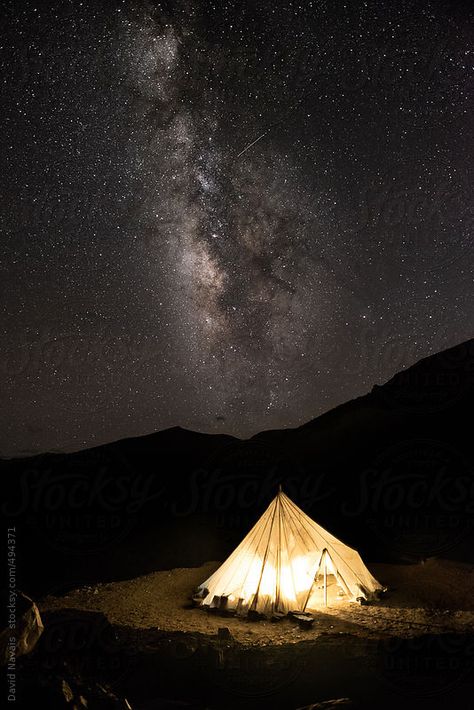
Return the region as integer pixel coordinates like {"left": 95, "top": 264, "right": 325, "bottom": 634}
{"left": 196, "top": 488, "right": 383, "bottom": 617}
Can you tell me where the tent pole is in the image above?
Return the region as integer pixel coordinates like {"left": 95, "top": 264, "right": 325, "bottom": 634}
{"left": 251, "top": 496, "right": 278, "bottom": 612}
{"left": 302, "top": 547, "right": 325, "bottom": 612}
{"left": 324, "top": 550, "right": 328, "bottom": 607}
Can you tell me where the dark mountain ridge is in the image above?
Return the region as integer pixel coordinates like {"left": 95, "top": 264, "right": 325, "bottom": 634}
{"left": 2, "top": 338, "right": 473, "bottom": 596}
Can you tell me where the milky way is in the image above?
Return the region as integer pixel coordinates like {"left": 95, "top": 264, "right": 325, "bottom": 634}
{"left": 0, "top": 0, "right": 472, "bottom": 454}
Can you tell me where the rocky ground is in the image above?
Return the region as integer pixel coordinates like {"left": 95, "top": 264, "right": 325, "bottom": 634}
{"left": 14, "top": 558, "right": 473, "bottom": 709}
{"left": 40, "top": 558, "right": 474, "bottom": 646}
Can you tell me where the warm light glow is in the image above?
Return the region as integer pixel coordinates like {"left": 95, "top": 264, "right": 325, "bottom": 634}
{"left": 198, "top": 491, "right": 384, "bottom": 614}
{"left": 225, "top": 552, "right": 326, "bottom": 605}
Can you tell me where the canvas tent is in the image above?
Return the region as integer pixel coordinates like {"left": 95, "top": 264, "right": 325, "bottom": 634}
{"left": 196, "top": 488, "right": 383, "bottom": 617}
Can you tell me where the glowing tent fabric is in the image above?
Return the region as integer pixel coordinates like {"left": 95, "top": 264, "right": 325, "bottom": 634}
{"left": 196, "top": 489, "right": 383, "bottom": 616}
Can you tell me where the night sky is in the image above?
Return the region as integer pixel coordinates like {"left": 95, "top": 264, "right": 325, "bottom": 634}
{"left": 1, "top": 0, "right": 472, "bottom": 456}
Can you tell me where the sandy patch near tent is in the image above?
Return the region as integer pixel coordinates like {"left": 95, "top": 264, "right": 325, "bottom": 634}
{"left": 39, "top": 558, "right": 474, "bottom": 647}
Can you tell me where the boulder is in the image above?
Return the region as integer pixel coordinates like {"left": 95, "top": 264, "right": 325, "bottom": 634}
{"left": 0, "top": 592, "right": 44, "bottom": 665}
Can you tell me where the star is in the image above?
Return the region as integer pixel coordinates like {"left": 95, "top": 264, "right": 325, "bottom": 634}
{"left": 0, "top": 0, "right": 472, "bottom": 455}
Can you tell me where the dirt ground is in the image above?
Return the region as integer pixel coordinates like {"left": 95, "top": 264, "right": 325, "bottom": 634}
{"left": 40, "top": 558, "right": 474, "bottom": 647}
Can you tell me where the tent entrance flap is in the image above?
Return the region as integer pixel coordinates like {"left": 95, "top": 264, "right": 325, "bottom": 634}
{"left": 302, "top": 548, "right": 327, "bottom": 611}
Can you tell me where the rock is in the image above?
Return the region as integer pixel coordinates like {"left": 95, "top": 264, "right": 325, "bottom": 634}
{"left": 18, "top": 668, "right": 132, "bottom": 709}
{"left": 217, "top": 626, "right": 232, "bottom": 641}
{"left": 271, "top": 612, "right": 286, "bottom": 622}
{"left": 63, "top": 678, "right": 132, "bottom": 708}
{"left": 0, "top": 592, "right": 44, "bottom": 665}
{"left": 290, "top": 612, "right": 315, "bottom": 629}
{"left": 62, "top": 679, "right": 74, "bottom": 703}
{"left": 247, "top": 609, "right": 266, "bottom": 621}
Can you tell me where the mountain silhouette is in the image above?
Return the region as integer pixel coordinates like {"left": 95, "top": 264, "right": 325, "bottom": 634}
{"left": 2, "top": 338, "right": 473, "bottom": 596}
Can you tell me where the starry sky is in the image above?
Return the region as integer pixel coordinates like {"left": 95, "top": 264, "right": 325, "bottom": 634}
{"left": 0, "top": 0, "right": 473, "bottom": 455}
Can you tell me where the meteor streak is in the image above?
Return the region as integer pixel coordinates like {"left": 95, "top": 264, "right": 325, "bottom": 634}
{"left": 236, "top": 131, "right": 268, "bottom": 158}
